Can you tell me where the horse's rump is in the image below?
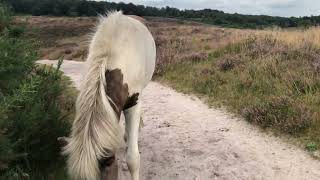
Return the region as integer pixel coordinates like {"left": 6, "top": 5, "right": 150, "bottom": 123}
{"left": 63, "top": 11, "right": 156, "bottom": 180}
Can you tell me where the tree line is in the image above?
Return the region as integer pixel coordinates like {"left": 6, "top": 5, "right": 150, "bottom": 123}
{"left": 3, "top": 0, "right": 320, "bottom": 29}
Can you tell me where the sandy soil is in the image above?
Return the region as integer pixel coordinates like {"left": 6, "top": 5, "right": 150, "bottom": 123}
{"left": 38, "top": 60, "right": 320, "bottom": 180}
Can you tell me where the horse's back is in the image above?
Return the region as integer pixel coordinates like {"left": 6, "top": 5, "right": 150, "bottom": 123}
{"left": 90, "top": 11, "right": 156, "bottom": 94}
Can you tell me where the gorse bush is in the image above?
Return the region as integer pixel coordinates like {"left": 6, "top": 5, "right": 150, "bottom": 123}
{"left": 0, "top": 3, "right": 11, "bottom": 31}
{"left": 0, "top": 4, "right": 74, "bottom": 179}
{"left": 0, "top": 33, "right": 36, "bottom": 95}
{"left": 1, "top": 63, "right": 72, "bottom": 179}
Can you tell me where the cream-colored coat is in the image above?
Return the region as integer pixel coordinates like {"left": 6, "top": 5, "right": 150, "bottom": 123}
{"left": 63, "top": 11, "right": 156, "bottom": 180}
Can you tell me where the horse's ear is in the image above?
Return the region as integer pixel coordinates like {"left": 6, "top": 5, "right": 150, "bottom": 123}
{"left": 57, "top": 136, "right": 69, "bottom": 147}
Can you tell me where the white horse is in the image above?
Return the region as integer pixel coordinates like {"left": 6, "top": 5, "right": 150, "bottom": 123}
{"left": 62, "top": 11, "right": 156, "bottom": 180}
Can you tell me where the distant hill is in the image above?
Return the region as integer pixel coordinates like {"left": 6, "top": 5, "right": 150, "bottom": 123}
{"left": 4, "top": 0, "right": 320, "bottom": 29}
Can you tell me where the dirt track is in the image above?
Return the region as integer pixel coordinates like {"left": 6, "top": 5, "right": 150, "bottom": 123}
{"left": 38, "top": 60, "right": 320, "bottom": 180}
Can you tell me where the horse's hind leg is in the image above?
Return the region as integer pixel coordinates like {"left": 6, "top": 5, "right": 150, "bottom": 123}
{"left": 124, "top": 101, "right": 142, "bottom": 180}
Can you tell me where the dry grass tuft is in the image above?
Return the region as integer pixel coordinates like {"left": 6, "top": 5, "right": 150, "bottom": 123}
{"left": 242, "top": 96, "right": 313, "bottom": 134}
{"left": 257, "top": 27, "right": 320, "bottom": 49}
{"left": 217, "top": 55, "right": 240, "bottom": 71}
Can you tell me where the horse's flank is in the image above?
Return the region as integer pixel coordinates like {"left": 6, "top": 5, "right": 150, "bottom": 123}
{"left": 63, "top": 11, "right": 156, "bottom": 180}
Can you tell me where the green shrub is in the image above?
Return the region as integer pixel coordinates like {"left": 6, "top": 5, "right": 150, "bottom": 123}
{"left": 0, "top": 4, "right": 73, "bottom": 178}
{"left": 0, "top": 34, "right": 36, "bottom": 95}
{"left": 0, "top": 3, "right": 11, "bottom": 31}
{"left": 305, "top": 142, "right": 318, "bottom": 152}
{"left": 0, "top": 63, "right": 72, "bottom": 178}
{"left": 8, "top": 25, "right": 25, "bottom": 38}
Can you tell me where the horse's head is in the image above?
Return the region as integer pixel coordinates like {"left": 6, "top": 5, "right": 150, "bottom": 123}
{"left": 99, "top": 156, "right": 119, "bottom": 180}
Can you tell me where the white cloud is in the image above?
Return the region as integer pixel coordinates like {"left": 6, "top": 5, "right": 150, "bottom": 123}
{"left": 106, "top": 0, "right": 320, "bottom": 17}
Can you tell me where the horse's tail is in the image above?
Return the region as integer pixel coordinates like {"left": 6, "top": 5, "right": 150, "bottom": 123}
{"left": 63, "top": 54, "right": 123, "bottom": 179}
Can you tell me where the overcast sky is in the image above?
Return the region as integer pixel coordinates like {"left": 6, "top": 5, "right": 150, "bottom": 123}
{"left": 107, "top": 0, "right": 319, "bottom": 17}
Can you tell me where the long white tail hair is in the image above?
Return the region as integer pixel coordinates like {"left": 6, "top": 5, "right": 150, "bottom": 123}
{"left": 63, "top": 12, "right": 125, "bottom": 180}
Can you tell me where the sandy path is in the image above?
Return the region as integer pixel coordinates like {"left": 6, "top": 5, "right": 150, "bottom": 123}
{"left": 38, "top": 60, "right": 320, "bottom": 180}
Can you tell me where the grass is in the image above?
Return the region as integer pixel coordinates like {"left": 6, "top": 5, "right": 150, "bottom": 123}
{"left": 156, "top": 28, "right": 320, "bottom": 153}
{"left": 14, "top": 16, "right": 94, "bottom": 61}
{"left": 18, "top": 15, "right": 320, "bottom": 154}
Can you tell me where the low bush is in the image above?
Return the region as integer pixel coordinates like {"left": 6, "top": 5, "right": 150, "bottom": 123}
{"left": 0, "top": 3, "right": 11, "bottom": 31}
{"left": 0, "top": 62, "right": 73, "bottom": 179}
{"left": 0, "top": 4, "right": 74, "bottom": 179}
{"left": 0, "top": 33, "right": 36, "bottom": 94}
